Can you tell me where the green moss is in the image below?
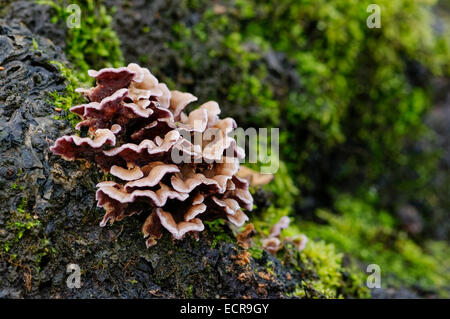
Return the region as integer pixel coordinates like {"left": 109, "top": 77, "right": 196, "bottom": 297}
{"left": 37, "top": 0, "right": 124, "bottom": 83}
{"left": 167, "top": 0, "right": 449, "bottom": 223}
{"left": 293, "top": 195, "right": 450, "bottom": 296}
{"left": 204, "top": 219, "right": 226, "bottom": 233}
{"left": 264, "top": 259, "right": 275, "bottom": 275}
{"left": 264, "top": 161, "right": 299, "bottom": 210}
{"left": 249, "top": 201, "right": 369, "bottom": 298}
{"left": 280, "top": 239, "right": 370, "bottom": 299}
{"left": 13, "top": 0, "right": 449, "bottom": 297}
{"left": 10, "top": 182, "right": 24, "bottom": 191}
{"left": 235, "top": 0, "right": 449, "bottom": 210}
{"left": 49, "top": 60, "right": 85, "bottom": 126}
{"left": 248, "top": 246, "right": 264, "bottom": 260}
{"left": 246, "top": 150, "right": 299, "bottom": 220}
{"left": 204, "top": 220, "right": 235, "bottom": 248}
{"left": 166, "top": 0, "right": 449, "bottom": 297}
{"left": 31, "top": 38, "right": 39, "bottom": 51}
{"left": 141, "top": 26, "right": 150, "bottom": 34}
{"left": 1, "top": 194, "right": 56, "bottom": 285}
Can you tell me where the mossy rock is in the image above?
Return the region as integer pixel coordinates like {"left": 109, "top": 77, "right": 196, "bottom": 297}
{"left": 0, "top": 12, "right": 367, "bottom": 299}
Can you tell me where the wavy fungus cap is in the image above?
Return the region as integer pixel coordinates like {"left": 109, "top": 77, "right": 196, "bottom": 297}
{"left": 51, "top": 63, "right": 253, "bottom": 247}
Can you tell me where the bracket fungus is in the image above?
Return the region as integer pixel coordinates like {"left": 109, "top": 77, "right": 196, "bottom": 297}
{"left": 51, "top": 63, "right": 253, "bottom": 247}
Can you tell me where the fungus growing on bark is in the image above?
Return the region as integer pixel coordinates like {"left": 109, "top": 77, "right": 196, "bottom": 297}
{"left": 237, "top": 166, "right": 274, "bottom": 187}
{"left": 51, "top": 63, "right": 253, "bottom": 247}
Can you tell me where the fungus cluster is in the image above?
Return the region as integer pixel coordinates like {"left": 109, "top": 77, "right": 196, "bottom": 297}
{"left": 51, "top": 63, "right": 253, "bottom": 247}
{"left": 261, "top": 217, "right": 308, "bottom": 255}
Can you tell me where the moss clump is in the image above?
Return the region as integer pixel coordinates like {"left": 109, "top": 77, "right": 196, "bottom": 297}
{"left": 232, "top": 0, "right": 449, "bottom": 207}
{"left": 204, "top": 219, "right": 235, "bottom": 249}
{"left": 248, "top": 246, "right": 264, "bottom": 260}
{"left": 36, "top": 0, "right": 124, "bottom": 126}
{"left": 49, "top": 60, "right": 85, "bottom": 126}
{"left": 5, "top": 198, "right": 41, "bottom": 244}
{"left": 37, "top": 0, "right": 124, "bottom": 83}
{"left": 6, "top": 0, "right": 446, "bottom": 297}
{"left": 10, "top": 182, "right": 25, "bottom": 191}
{"left": 277, "top": 240, "right": 369, "bottom": 299}
{"left": 158, "top": 3, "right": 282, "bottom": 128}
{"left": 0, "top": 194, "right": 56, "bottom": 293}
{"left": 294, "top": 195, "right": 450, "bottom": 296}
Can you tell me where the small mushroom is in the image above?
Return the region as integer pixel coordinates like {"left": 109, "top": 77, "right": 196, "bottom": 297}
{"left": 51, "top": 63, "right": 253, "bottom": 246}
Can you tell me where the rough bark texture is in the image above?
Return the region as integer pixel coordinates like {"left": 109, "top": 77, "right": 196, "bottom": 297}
{"left": 0, "top": 11, "right": 301, "bottom": 299}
